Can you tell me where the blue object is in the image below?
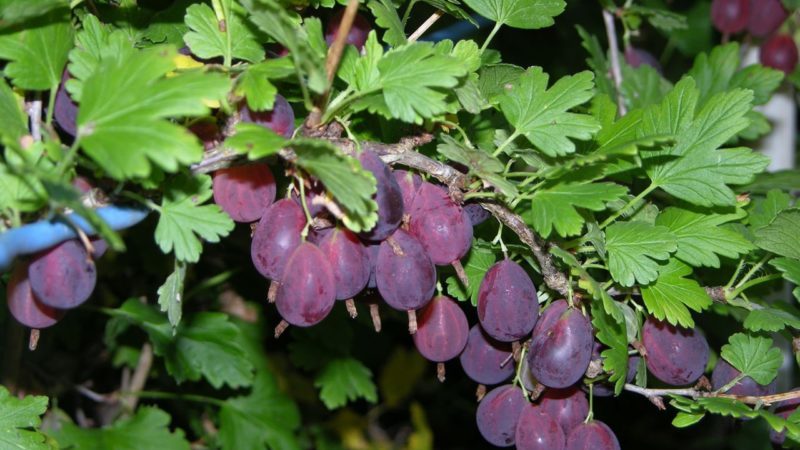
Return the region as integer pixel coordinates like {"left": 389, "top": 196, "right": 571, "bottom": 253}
{"left": 0, "top": 206, "right": 149, "bottom": 272}
{"left": 421, "top": 15, "right": 491, "bottom": 42}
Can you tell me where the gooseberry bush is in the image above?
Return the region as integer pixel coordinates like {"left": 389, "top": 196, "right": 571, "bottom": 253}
{"left": 2, "top": 0, "right": 800, "bottom": 448}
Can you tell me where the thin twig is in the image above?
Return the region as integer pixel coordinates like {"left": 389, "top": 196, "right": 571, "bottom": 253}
{"left": 120, "top": 343, "right": 153, "bottom": 413}
{"left": 308, "top": 0, "right": 361, "bottom": 128}
{"left": 408, "top": 11, "right": 444, "bottom": 42}
{"left": 624, "top": 383, "right": 800, "bottom": 407}
{"left": 602, "top": 9, "right": 626, "bottom": 115}
{"left": 325, "top": 0, "right": 360, "bottom": 85}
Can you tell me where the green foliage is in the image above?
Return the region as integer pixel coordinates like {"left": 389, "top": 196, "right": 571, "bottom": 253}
{"left": 291, "top": 139, "right": 378, "bottom": 233}
{"left": 76, "top": 46, "right": 230, "bottom": 179}
{"left": 605, "top": 221, "right": 676, "bottom": 287}
{"left": 109, "top": 300, "right": 254, "bottom": 388}
{"left": 446, "top": 243, "right": 496, "bottom": 305}
{"left": 225, "top": 122, "right": 287, "bottom": 159}
{"left": 498, "top": 68, "right": 599, "bottom": 157}
{"left": 640, "top": 260, "right": 711, "bottom": 328}
{"left": 2, "top": 0, "right": 800, "bottom": 447}
{"left": 462, "top": 0, "right": 565, "bottom": 29}
{"left": 755, "top": 209, "right": 800, "bottom": 259}
{"left": 527, "top": 183, "right": 626, "bottom": 238}
{"left": 54, "top": 407, "right": 190, "bottom": 450}
{"left": 0, "top": 10, "right": 72, "bottom": 90}
{"left": 641, "top": 78, "right": 769, "bottom": 207}
{"left": 0, "top": 386, "right": 49, "bottom": 450}
{"left": 721, "top": 333, "right": 782, "bottom": 386}
{"left": 154, "top": 174, "right": 235, "bottom": 263}
{"left": 655, "top": 207, "right": 754, "bottom": 268}
{"left": 157, "top": 260, "right": 187, "bottom": 330}
{"left": 183, "top": 3, "right": 265, "bottom": 64}
{"left": 218, "top": 373, "right": 302, "bottom": 450}
{"left": 314, "top": 358, "right": 379, "bottom": 409}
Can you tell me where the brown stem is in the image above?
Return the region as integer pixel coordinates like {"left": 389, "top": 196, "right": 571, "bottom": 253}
{"left": 274, "top": 320, "right": 290, "bottom": 338}
{"left": 325, "top": 0, "right": 360, "bottom": 85}
{"left": 407, "top": 310, "right": 418, "bottom": 334}
{"left": 345, "top": 298, "right": 358, "bottom": 318}
{"left": 476, "top": 384, "right": 487, "bottom": 401}
{"left": 408, "top": 11, "right": 443, "bottom": 42}
{"left": 267, "top": 280, "right": 280, "bottom": 303}
{"left": 511, "top": 341, "right": 521, "bottom": 362}
{"left": 308, "top": 0, "right": 361, "bottom": 129}
{"left": 28, "top": 329, "right": 40, "bottom": 351}
{"left": 451, "top": 259, "right": 469, "bottom": 288}
{"left": 529, "top": 383, "right": 546, "bottom": 401}
{"left": 386, "top": 235, "right": 404, "bottom": 256}
{"left": 437, "top": 362, "right": 446, "bottom": 382}
{"left": 121, "top": 343, "right": 153, "bottom": 413}
{"left": 369, "top": 302, "right": 382, "bottom": 332}
{"left": 623, "top": 383, "right": 800, "bottom": 408}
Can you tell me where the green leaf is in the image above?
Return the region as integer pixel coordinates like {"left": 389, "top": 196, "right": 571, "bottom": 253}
{"left": 0, "top": 386, "right": 49, "bottom": 450}
{"left": 436, "top": 134, "right": 516, "bottom": 196}
{"left": 445, "top": 244, "right": 496, "bottom": 305}
{"left": 591, "top": 299, "right": 628, "bottom": 394}
{"left": 605, "top": 221, "right": 676, "bottom": 286}
{"left": 748, "top": 189, "right": 792, "bottom": 230}
{"left": 0, "top": 78, "right": 27, "bottom": 140}
{"left": 499, "top": 67, "right": 600, "bottom": 157}
{"left": 640, "top": 259, "right": 712, "bottom": 328}
{"left": 627, "top": 6, "right": 688, "bottom": 31}
{"left": 477, "top": 63, "right": 524, "bottom": 105}
{"left": 292, "top": 139, "right": 378, "bottom": 233}
{"left": 696, "top": 397, "right": 756, "bottom": 419}
{"left": 462, "top": 0, "right": 565, "bottom": 29}
{"left": 239, "top": 0, "right": 327, "bottom": 94}
{"left": 741, "top": 170, "right": 800, "bottom": 194}
{"left": 655, "top": 207, "right": 754, "bottom": 268}
{"left": 673, "top": 411, "right": 705, "bottom": 428}
{"left": 770, "top": 257, "right": 800, "bottom": 302}
{"left": 77, "top": 46, "right": 231, "bottom": 179}
{"left": 66, "top": 14, "right": 132, "bottom": 101}
{"left": 641, "top": 77, "right": 769, "bottom": 206}
{"left": 744, "top": 305, "right": 800, "bottom": 332}
{"left": 219, "top": 372, "right": 301, "bottom": 450}
{"left": 755, "top": 209, "right": 800, "bottom": 259}
{"left": 526, "top": 183, "right": 627, "bottom": 238}
{"left": 53, "top": 407, "right": 190, "bottom": 450}
{"left": 620, "top": 63, "right": 672, "bottom": 109}
{"left": 730, "top": 64, "right": 784, "bottom": 106}
{"left": 314, "top": 358, "right": 379, "bottom": 409}
{"left": 0, "top": 10, "right": 73, "bottom": 90}
{"left": 0, "top": 0, "right": 67, "bottom": 30}
{"left": 721, "top": 333, "right": 782, "bottom": 385}
{"left": 141, "top": 0, "right": 194, "bottom": 46}
{"left": 154, "top": 174, "right": 235, "bottom": 263}
{"left": 109, "top": 300, "right": 254, "bottom": 388}
{"left": 576, "top": 25, "right": 615, "bottom": 98}
{"left": 236, "top": 58, "right": 294, "bottom": 111}
{"left": 157, "top": 260, "right": 187, "bottom": 331}
{"left": 419, "top": 0, "right": 478, "bottom": 25}
{"left": 375, "top": 42, "right": 468, "bottom": 123}
{"left": 687, "top": 43, "right": 740, "bottom": 107}
{"left": 183, "top": 3, "right": 264, "bottom": 63}
{"left": 688, "top": 43, "right": 782, "bottom": 107}
{"left": 368, "top": 0, "right": 406, "bottom": 47}
{"left": 225, "top": 122, "right": 287, "bottom": 160}
{"left": 550, "top": 246, "right": 623, "bottom": 322}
